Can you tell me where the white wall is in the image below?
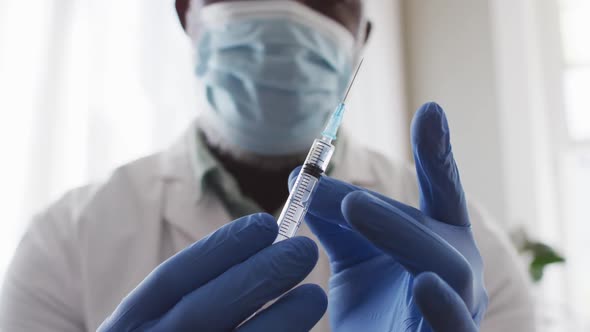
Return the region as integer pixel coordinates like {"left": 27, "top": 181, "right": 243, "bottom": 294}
{"left": 401, "top": 0, "right": 508, "bottom": 225}
{"left": 402, "top": 0, "right": 562, "bottom": 237}
{"left": 489, "top": 0, "right": 562, "bottom": 239}
{"left": 346, "top": 0, "right": 408, "bottom": 162}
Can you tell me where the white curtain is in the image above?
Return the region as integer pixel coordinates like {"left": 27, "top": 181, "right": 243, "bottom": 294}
{"left": 490, "top": 0, "right": 590, "bottom": 329}
{"left": 0, "top": 0, "right": 407, "bottom": 279}
{"left": 0, "top": 0, "right": 198, "bottom": 279}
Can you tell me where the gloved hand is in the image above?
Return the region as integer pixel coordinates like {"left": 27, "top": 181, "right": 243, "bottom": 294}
{"left": 293, "top": 102, "right": 487, "bottom": 332}
{"left": 98, "top": 213, "right": 327, "bottom": 332}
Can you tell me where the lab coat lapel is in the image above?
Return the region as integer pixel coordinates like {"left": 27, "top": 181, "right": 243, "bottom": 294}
{"left": 159, "top": 122, "right": 232, "bottom": 247}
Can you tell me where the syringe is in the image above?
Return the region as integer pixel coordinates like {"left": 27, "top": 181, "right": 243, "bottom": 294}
{"left": 274, "top": 59, "right": 364, "bottom": 243}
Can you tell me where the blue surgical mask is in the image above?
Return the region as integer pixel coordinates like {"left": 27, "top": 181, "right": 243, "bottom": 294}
{"left": 189, "top": 1, "right": 357, "bottom": 156}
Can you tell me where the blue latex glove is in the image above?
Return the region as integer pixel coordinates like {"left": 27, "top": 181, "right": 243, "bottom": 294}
{"left": 98, "top": 213, "right": 327, "bottom": 332}
{"left": 292, "top": 102, "right": 487, "bottom": 332}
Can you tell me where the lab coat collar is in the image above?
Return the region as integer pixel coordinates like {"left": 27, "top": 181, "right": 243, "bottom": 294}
{"left": 159, "top": 120, "right": 377, "bottom": 240}
{"left": 159, "top": 120, "right": 204, "bottom": 199}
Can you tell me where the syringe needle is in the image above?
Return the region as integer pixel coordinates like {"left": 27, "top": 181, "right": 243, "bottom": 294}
{"left": 321, "top": 58, "right": 365, "bottom": 140}
{"left": 342, "top": 58, "right": 364, "bottom": 104}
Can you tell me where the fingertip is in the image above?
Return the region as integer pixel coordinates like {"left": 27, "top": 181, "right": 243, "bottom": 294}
{"left": 411, "top": 101, "right": 450, "bottom": 154}
{"left": 414, "top": 272, "right": 443, "bottom": 297}
{"left": 411, "top": 246, "right": 473, "bottom": 303}
{"left": 413, "top": 272, "right": 478, "bottom": 332}
{"left": 215, "top": 213, "right": 277, "bottom": 247}
{"left": 414, "top": 271, "right": 456, "bottom": 318}
{"left": 288, "top": 166, "right": 303, "bottom": 191}
{"left": 278, "top": 236, "right": 319, "bottom": 269}
{"left": 414, "top": 270, "right": 472, "bottom": 309}
{"left": 249, "top": 213, "right": 278, "bottom": 241}
{"left": 235, "top": 284, "right": 328, "bottom": 332}
{"left": 341, "top": 191, "right": 367, "bottom": 226}
{"left": 289, "top": 284, "right": 328, "bottom": 314}
{"left": 295, "top": 236, "right": 319, "bottom": 263}
{"left": 341, "top": 191, "right": 386, "bottom": 230}
{"left": 412, "top": 102, "right": 446, "bottom": 128}
{"left": 251, "top": 212, "right": 277, "bottom": 228}
{"left": 413, "top": 272, "right": 446, "bottom": 321}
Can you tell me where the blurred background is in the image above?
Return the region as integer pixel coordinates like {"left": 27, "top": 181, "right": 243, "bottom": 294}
{"left": 0, "top": 0, "right": 587, "bottom": 330}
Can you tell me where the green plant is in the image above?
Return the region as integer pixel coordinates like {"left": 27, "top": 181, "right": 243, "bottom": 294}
{"left": 511, "top": 229, "right": 566, "bottom": 282}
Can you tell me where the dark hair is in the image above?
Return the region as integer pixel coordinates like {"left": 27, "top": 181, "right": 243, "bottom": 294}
{"left": 176, "top": 0, "right": 191, "bottom": 29}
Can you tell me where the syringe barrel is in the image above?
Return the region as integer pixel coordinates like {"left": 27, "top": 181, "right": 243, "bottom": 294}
{"left": 274, "top": 139, "right": 335, "bottom": 243}
{"left": 303, "top": 138, "right": 334, "bottom": 173}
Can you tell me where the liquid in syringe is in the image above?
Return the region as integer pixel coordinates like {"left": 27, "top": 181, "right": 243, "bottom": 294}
{"left": 274, "top": 59, "right": 364, "bottom": 243}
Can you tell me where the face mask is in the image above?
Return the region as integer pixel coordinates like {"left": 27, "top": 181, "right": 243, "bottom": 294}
{"left": 189, "top": 0, "right": 358, "bottom": 156}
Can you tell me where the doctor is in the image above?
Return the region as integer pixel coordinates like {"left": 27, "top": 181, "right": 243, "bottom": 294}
{"left": 1, "top": 0, "right": 535, "bottom": 331}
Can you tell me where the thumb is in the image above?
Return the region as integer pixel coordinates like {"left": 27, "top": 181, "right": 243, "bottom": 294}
{"left": 414, "top": 272, "right": 478, "bottom": 332}
{"left": 411, "top": 102, "right": 469, "bottom": 226}
{"left": 287, "top": 166, "right": 302, "bottom": 191}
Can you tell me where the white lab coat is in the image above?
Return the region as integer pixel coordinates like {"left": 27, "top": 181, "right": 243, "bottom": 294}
{"left": 0, "top": 123, "right": 536, "bottom": 332}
